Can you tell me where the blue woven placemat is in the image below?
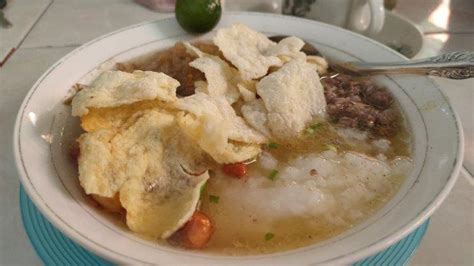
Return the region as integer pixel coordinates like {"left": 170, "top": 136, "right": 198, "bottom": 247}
{"left": 19, "top": 186, "right": 429, "bottom": 265}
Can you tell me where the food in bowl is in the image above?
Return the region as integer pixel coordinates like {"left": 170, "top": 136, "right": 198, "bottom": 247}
{"left": 68, "top": 24, "right": 412, "bottom": 255}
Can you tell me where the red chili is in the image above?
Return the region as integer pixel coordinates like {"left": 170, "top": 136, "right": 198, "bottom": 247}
{"left": 181, "top": 211, "right": 214, "bottom": 249}
{"left": 222, "top": 163, "right": 248, "bottom": 178}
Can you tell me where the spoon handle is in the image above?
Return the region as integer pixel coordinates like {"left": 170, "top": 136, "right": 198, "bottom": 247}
{"left": 338, "top": 51, "right": 474, "bottom": 79}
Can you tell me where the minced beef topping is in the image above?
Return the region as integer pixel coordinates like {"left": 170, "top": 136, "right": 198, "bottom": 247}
{"left": 117, "top": 42, "right": 222, "bottom": 97}
{"left": 322, "top": 74, "right": 399, "bottom": 137}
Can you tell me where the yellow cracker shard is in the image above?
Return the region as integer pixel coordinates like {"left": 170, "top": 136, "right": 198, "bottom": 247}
{"left": 91, "top": 194, "right": 122, "bottom": 213}
{"left": 71, "top": 70, "right": 179, "bottom": 116}
{"left": 78, "top": 110, "right": 209, "bottom": 239}
{"left": 78, "top": 110, "right": 177, "bottom": 197}
{"left": 80, "top": 100, "right": 163, "bottom": 132}
{"left": 307, "top": 55, "right": 329, "bottom": 75}
{"left": 78, "top": 130, "right": 117, "bottom": 196}
{"left": 213, "top": 24, "right": 307, "bottom": 80}
{"left": 173, "top": 92, "right": 266, "bottom": 163}
{"left": 256, "top": 59, "right": 327, "bottom": 139}
{"left": 120, "top": 121, "right": 209, "bottom": 239}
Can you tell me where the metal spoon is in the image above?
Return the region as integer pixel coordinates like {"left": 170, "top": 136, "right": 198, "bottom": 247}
{"left": 269, "top": 36, "right": 474, "bottom": 80}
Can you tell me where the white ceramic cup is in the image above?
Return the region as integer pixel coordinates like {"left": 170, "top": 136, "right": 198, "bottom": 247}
{"left": 223, "top": 0, "right": 283, "bottom": 14}
{"left": 284, "top": 0, "right": 385, "bottom": 36}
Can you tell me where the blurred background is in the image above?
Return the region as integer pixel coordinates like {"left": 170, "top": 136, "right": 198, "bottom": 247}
{"left": 1, "top": 0, "right": 473, "bottom": 64}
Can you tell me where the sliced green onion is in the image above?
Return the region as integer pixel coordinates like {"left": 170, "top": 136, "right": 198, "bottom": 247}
{"left": 325, "top": 144, "right": 338, "bottom": 152}
{"left": 267, "top": 142, "right": 280, "bottom": 149}
{"left": 200, "top": 181, "right": 208, "bottom": 195}
{"left": 309, "top": 122, "right": 323, "bottom": 130}
{"left": 267, "top": 169, "right": 279, "bottom": 181}
{"left": 305, "top": 122, "right": 324, "bottom": 135}
{"left": 265, "top": 232, "right": 275, "bottom": 241}
{"left": 209, "top": 195, "right": 220, "bottom": 203}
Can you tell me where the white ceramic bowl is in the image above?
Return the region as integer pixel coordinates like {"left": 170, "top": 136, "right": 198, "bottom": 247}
{"left": 14, "top": 13, "right": 463, "bottom": 265}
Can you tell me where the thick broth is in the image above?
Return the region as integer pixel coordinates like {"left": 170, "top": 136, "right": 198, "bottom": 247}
{"left": 198, "top": 125, "right": 410, "bottom": 254}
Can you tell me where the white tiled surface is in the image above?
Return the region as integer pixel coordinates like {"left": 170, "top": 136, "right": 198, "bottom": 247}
{"left": 0, "top": 0, "right": 473, "bottom": 265}
{"left": 0, "top": 0, "right": 51, "bottom": 64}
{"left": 412, "top": 171, "right": 474, "bottom": 265}
{"left": 0, "top": 46, "right": 75, "bottom": 266}
{"left": 21, "top": 0, "right": 170, "bottom": 48}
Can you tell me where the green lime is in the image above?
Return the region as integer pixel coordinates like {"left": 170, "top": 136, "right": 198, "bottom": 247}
{"left": 175, "top": 0, "right": 222, "bottom": 33}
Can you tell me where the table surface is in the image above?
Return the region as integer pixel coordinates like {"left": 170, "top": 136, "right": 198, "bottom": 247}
{"left": 0, "top": 0, "right": 472, "bottom": 265}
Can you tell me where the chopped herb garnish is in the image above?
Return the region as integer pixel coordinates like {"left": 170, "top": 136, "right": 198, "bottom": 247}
{"left": 209, "top": 195, "right": 220, "bottom": 203}
{"left": 267, "top": 142, "right": 280, "bottom": 149}
{"left": 310, "top": 123, "right": 323, "bottom": 130}
{"left": 200, "top": 181, "right": 208, "bottom": 195}
{"left": 264, "top": 232, "right": 275, "bottom": 241}
{"left": 325, "top": 144, "right": 338, "bottom": 152}
{"left": 305, "top": 122, "right": 323, "bottom": 134}
{"left": 267, "top": 169, "right": 279, "bottom": 181}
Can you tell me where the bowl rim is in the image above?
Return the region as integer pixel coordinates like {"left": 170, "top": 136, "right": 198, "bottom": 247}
{"left": 13, "top": 12, "right": 464, "bottom": 264}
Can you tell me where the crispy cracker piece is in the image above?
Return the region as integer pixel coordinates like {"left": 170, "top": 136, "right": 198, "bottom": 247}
{"left": 71, "top": 70, "right": 179, "bottom": 116}
{"left": 194, "top": 80, "right": 208, "bottom": 94}
{"left": 178, "top": 112, "right": 261, "bottom": 163}
{"left": 91, "top": 193, "right": 122, "bottom": 213}
{"left": 173, "top": 92, "right": 265, "bottom": 163}
{"left": 78, "top": 129, "right": 117, "bottom": 196}
{"left": 78, "top": 110, "right": 175, "bottom": 197}
{"left": 78, "top": 110, "right": 209, "bottom": 239}
{"left": 256, "top": 59, "right": 327, "bottom": 139}
{"left": 213, "top": 24, "right": 279, "bottom": 80}
{"left": 185, "top": 42, "right": 267, "bottom": 104}
{"left": 237, "top": 80, "right": 257, "bottom": 102}
{"left": 213, "top": 24, "right": 307, "bottom": 80}
{"left": 264, "top": 36, "right": 306, "bottom": 60}
{"left": 241, "top": 99, "right": 272, "bottom": 138}
{"left": 174, "top": 92, "right": 267, "bottom": 144}
{"left": 80, "top": 100, "right": 163, "bottom": 132}
{"left": 119, "top": 119, "right": 209, "bottom": 239}
{"left": 307, "top": 55, "right": 329, "bottom": 75}
{"left": 182, "top": 41, "right": 205, "bottom": 58}
{"left": 189, "top": 56, "right": 240, "bottom": 104}
{"left": 184, "top": 42, "right": 242, "bottom": 104}
{"left": 120, "top": 171, "right": 208, "bottom": 239}
{"left": 237, "top": 84, "right": 256, "bottom": 103}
